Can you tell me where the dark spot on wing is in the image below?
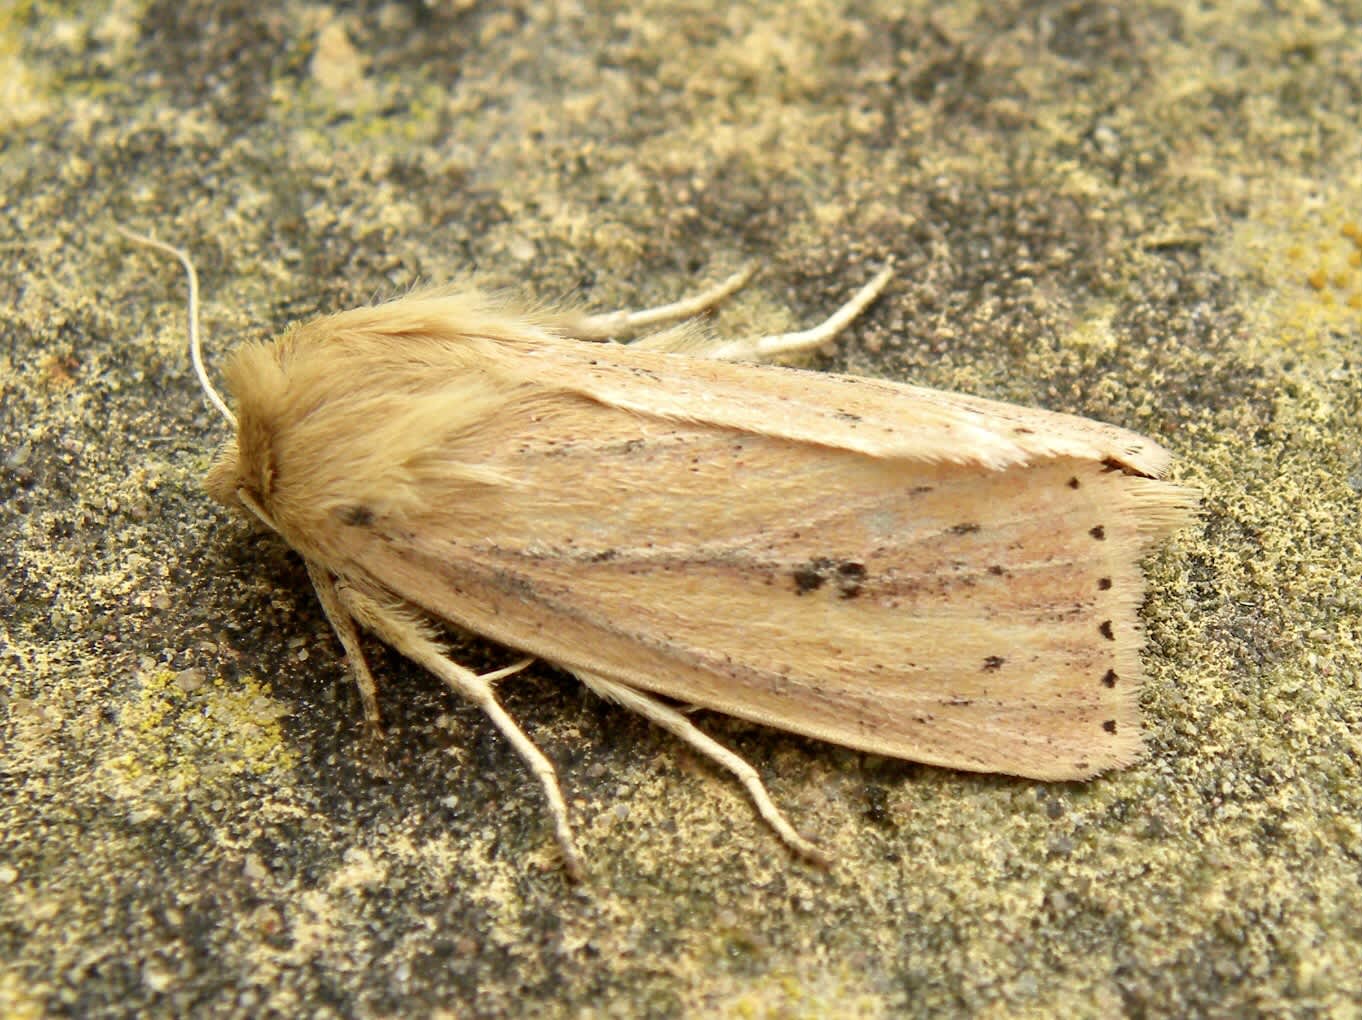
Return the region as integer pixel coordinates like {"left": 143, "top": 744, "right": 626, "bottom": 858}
{"left": 1099, "top": 620, "right": 1115, "bottom": 640}
{"left": 1101, "top": 670, "right": 1118, "bottom": 688}
{"left": 1067, "top": 477, "right": 1081, "bottom": 489}
{"left": 340, "top": 505, "right": 374, "bottom": 527}
{"left": 1098, "top": 577, "right": 1112, "bottom": 590}
{"left": 793, "top": 558, "right": 868, "bottom": 598}
{"left": 982, "top": 655, "right": 1005, "bottom": 671}
{"left": 950, "top": 523, "right": 981, "bottom": 535}
{"left": 1102, "top": 719, "right": 1118, "bottom": 734}
{"left": 793, "top": 566, "right": 825, "bottom": 594}
{"left": 835, "top": 561, "right": 867, "bottom": 599}
{"left": 1089, "top": 525, "right": 1106, "bottom": 540}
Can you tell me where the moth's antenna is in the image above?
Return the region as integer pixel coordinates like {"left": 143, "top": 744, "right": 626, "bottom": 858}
{"left": 116, "top": 226, "right": 238, "bottom": 430}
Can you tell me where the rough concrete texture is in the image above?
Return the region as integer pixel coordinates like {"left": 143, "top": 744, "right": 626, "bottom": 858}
{"left": 3, "top": 1, "right": 1360, "bottom": 1016}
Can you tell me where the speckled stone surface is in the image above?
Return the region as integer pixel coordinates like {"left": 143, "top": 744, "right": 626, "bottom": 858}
{"left": 3, "top": 2, "right": 1360, "bottom": 1016}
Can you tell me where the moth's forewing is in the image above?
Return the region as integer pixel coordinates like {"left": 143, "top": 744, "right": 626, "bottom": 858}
{"left": 248, "top": 325, "right": 1196, "bottom": 780}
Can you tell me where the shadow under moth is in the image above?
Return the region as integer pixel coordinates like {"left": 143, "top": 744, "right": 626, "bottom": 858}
{"left": 123, "top": 230, "right": 1196, "bottom": 879}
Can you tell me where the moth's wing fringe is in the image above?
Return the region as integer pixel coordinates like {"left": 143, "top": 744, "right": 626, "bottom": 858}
{"left": 1125, "top": 475, "right": 1200, "bottom": 538}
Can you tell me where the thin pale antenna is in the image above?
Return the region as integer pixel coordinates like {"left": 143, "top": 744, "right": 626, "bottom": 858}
{"left": 116, "top": 226, "right": 237, "bottom": 430}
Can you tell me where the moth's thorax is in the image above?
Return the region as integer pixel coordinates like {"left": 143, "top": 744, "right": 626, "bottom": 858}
{"left": 200, "top": 312, "right": 534, "bottom": 564}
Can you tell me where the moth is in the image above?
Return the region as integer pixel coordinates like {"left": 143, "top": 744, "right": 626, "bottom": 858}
{"left": 123, "top": 230, "right": 1196, "bottom": 878}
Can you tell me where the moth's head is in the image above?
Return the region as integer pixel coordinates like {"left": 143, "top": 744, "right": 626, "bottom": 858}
{"left": 204, "top": 429, "right": 279, "bottom": 534}
{"left": 204, "top": 440, "right": 241, "bottom": 510}
{"left": 201, "top": 338, "right": 291, "bottom": 533}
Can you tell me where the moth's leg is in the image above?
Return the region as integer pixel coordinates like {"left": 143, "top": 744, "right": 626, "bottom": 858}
{"left": 565, "top": 264, "right": 759, "bottom": 339}
{"left": 701, "top": 262, "right": 894, "bottom": 363}
{"left": 306, "top": 560, "right": 383, "bottom": 741}
{"left": 576, "top": 670, "right": 830, "bottom": 866}
{"left": 334, "top": 581, "right": 585, "bottom": 880}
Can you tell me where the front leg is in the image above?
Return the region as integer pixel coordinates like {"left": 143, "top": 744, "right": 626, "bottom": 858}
{"left": 330, "top": 578, "right": 583, "bottom": 880}
{"left": 306, "top": 560, "right": 383, "bottom": 743}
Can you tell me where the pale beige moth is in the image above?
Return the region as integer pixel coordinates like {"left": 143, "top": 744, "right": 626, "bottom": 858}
{"left": 123, "top": 230, "right": 1196, "bottom": 878}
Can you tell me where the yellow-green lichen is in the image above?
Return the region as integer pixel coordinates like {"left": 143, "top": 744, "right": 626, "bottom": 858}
{"left": 1214, "top": 187, "right": 1362, "bottom": 356}
{"left": 101, "top": 668, "right": 298, "bottom": 796}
